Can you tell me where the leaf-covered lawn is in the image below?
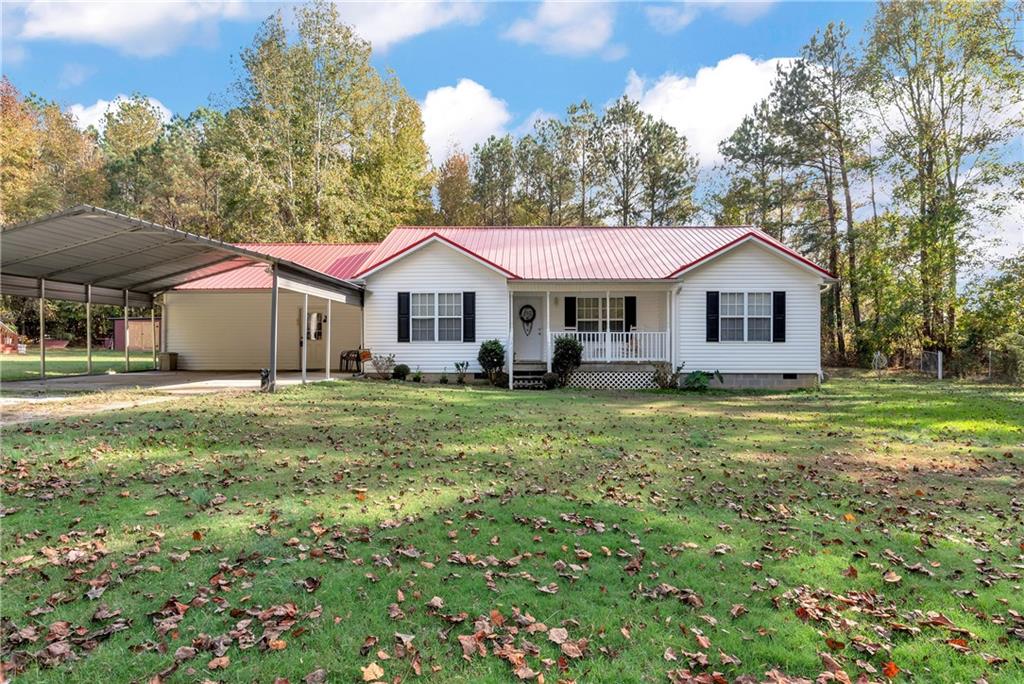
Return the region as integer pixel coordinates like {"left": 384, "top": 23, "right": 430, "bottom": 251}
{"left": 2, "top": 378, "right": 1022, "bottom": 683}
{"left": 1, "top": 348, "right": 155, "bottom": 383}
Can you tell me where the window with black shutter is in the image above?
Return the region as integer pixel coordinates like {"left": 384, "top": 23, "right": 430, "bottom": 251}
{"left": 462, "top": 292, "right": 475, "bottom": 342}
{"left": 705, "top": 291, "right": 719, "bottom": 342}
{"left": 772, "top": 291, "right": 786, "bottom": 342}
{"left": 564, "top": 296, "right": 577, "bottom": 328}
{"left": 624, "top": 296, "right": 637, "bottom": 330}
{"left": 397, "top": 292, "right": 410, "bottom": 342}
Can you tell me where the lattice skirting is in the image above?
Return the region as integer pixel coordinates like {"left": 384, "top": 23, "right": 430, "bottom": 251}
{"left": 568, "top": 370, "right": 658, "bottom": 390}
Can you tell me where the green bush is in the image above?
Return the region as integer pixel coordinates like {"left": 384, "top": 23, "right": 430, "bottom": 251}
{"left": 542, "top": 371, "right": 560, "bottom": 389}
{"left": 477, "top": 340, "right": 506, "bottom": 385}
{"left": 552, "top": 335, "right": 583, "bottom": 386}
{"left": 392, "top": 364, "right": 410, "bottom": 380}
{"left": 681, "top": 370, "right": 723, "bottom": 391}
{"left": 992, "top": 333, "right": 1024, "bottom": 384}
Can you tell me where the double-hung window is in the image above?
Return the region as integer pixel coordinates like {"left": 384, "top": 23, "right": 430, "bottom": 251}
{"left": 576, "top": 297, "right": 625, "bottom": 332}
{"left": 410, "top": 292, "right": 462, "bottom": 342}
{"left": 746, "top": 292, "right": 772, "bottom": 341}
{"left": 411, "top": 293, "right": 436, "bottom": 341}
{"left": 437, "top": 293, "right": 463, "bottom": 341}
{"left": 720, "top": 292, "right": 772, "bottom": 342}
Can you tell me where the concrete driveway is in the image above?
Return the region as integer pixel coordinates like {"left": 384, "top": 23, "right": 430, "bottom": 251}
{"left": 0, "top": 371, "right": 352, "bottom": 425}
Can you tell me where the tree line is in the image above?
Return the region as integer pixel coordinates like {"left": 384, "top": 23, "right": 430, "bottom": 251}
{"left": 1, "top": 0, "right": 1022, "bottom": 373}
{"left": 714, "top": 0, "right": 1023, "bottom": 369}
{"left": 434, "top": 97, "right": 699, "bottom": 227}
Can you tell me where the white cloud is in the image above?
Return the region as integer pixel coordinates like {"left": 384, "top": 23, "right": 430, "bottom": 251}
{"left": 18, "top": 1, "right": 250, "bottom": 57}
{"left": 625, "top": 53, "right": 793, "bottom": 166}
{"left": 646, "top": 1, "right": 777, "bottom": 33}
{"left": 421, "top": 79, "right": 511, "bottom": 165}
{"left": 505, "top": 1, "right": 623, "bottom": 59}
{"left": 336, "top": 2, "right": 484, "bottom": 52}
{"left": 513, "top": 108, "right": 557, "bottom": 136}
{"left": 67, "top": 95, "right": 172, "bottom": 132}
{"left": 58, "top": 63, "right": 95, "bottom": 89}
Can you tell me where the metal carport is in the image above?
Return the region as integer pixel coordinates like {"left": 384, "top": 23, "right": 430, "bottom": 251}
{"left": 1, "top": 205, "right": 362, "bottom": 391}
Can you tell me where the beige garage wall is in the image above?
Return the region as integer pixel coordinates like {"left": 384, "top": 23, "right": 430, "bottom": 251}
{"left": 163, "top": 290, "right": 361, "bottom": 371}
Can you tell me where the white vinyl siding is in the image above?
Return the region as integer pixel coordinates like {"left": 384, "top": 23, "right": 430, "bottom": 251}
{"left": 362, "top": 241, "right": 508, "bottom": 372}
{"left": 163, "top": 290, "right": 361, "bottom": 371}
{"left": 677, "top": 241, "right": 822, "bottom": 374}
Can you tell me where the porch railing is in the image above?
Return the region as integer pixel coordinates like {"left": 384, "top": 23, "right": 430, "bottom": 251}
{"left": 549, "top": 330, "right": 669, "bottom": 363}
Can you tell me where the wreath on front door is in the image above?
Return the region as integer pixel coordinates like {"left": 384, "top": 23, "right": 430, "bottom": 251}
{"left": 519, "top": 304, "right": 536, "bottom": 336}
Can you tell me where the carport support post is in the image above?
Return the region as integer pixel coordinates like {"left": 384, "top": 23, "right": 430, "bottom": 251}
{"left": 86, "top": 284, "right": 93, "bottom": 375}
{"left": 324, "top": 299, "right": 331, "bottom": 381}
{"left": 39, "top": 278, "right": 46, "bottom": 380}
{"left": 124, "top": 290, "right": 130, "bottom": 372}
{"left": 301, "top": 293, "right": 308, "bottom": 384}
{"left": 151, "top": 305, "right": 157, "bottom": 367}
{"left": 268, "top": 264, "right": 279, "bottom": 392}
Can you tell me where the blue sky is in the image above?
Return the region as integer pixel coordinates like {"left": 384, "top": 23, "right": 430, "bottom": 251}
{"left": 2, "top": 1, "right": 1020, "bottom": 258}
{"left": 3, "top": 1, "right": 877, "bottom": 165}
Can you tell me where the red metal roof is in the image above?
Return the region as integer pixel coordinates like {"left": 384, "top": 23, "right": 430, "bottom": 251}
{"left": 176, "top": 243, "right": 378, "bottom": 290}
{"left": 174, "top": 226, "right": 832, "bottom": 290}
{"left": 355, "top": 226, "right": 833, "bottom": 280}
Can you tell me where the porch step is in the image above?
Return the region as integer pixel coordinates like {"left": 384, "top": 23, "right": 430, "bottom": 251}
{"left": 513, "top": 376, "right": 547, "bottom": 390}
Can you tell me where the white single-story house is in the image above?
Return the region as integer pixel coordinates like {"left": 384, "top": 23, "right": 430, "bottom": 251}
{"left": 164, "top": 225, "right": 835, "bottom": 390}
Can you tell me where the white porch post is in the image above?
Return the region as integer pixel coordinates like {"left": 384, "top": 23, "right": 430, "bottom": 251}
{"left": 301, "top": 293, "right": 308, "bottom": 383}
{"left": 123, "top": 290, "right": 130, "bottom": 372}
{"left": 508, "top": 291, "right": 514, "bottom": 389}
{"left": 665, "top": 290, "right": 671, "bottom": 362}
{"left": 545, "top": 291, "right": 552, "bottom": 372}
{"left": 324, "top": 299, "right": 332, "bottom": 381}
{"left": 86, "top": 284, "right": 92, "bottom": 375}
{"left": 670, "top": 286, "right": 678, "bottom": 371}
{"left": 605, "top": 290, "right": 611, "bottom": 363}
{"left": 268, "top": 264, "right": 279, "bottom": 392}
{"left": 39, "top": 279, "right": 46, "bottom": 380}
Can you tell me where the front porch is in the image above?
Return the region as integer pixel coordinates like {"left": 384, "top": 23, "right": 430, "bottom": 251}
{"left": 508, "top": 285, "right": 675, "bottom": 388}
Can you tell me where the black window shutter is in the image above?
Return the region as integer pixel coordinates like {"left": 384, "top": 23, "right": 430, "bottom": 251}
{"left": 564, "top": 296, "right": 577, "bottom": 328}
{"left": 772, "top": 291, "right": 786, "bottom": 342}
{"left": 462, "top": 292, "right": 476, "bottom": 342}
{"left": 706, "top": 291, "right": 719, "bottom": 342}
{"left": 624, "top": 296, "right": 637, "bottom": 330}
{"left": 397, "top": 292, "right": 410, "bottom": 342}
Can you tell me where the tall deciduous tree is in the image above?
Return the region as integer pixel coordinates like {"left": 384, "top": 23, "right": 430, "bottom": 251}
{"left": 862, "top": 0, "right": 1024, "bottom": 353}
{"left": 217, "top": 0, "right": 430, "bottom": 242}
{"left": 434, "top": 147, "right": 476, "bottom": 225}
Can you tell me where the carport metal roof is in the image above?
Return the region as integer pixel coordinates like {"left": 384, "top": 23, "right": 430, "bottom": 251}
{"left": 1, "top": 205, "right": 363, "bottom": 307}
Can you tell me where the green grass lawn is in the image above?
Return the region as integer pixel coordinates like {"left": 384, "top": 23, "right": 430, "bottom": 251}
{"left": 1, "top": 378, "right": 1021, "bottom": 683}
{"left": 0, "top": 347, "right": 155, "bottom": 382}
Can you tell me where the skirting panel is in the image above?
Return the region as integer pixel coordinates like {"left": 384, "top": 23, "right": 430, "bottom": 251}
{"left": 568, "top": 370, "right": 658, "bottom": 390}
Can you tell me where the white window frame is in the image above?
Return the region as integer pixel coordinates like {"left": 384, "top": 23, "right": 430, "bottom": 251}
{"left": 576, "top": 296, "right": 625, "bottom": 333}
{"left": 410, "top": 292, "right": 463, "bottom": 343}
{"left": 719, "top": 292, "right": 772, "bottom": 343}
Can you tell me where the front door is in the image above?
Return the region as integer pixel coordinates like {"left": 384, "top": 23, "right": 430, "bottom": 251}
{"left": 513, "top": 295, "right": 545, "bottom": 361}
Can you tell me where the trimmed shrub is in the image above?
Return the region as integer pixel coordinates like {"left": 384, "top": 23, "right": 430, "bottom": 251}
{"left": 541, "top": 371, "right": 560, "bottom": 390}
{"left": 681, "top": 370, "right": 723, "bottom": 391}
{"left": 551, "top": 335, "right": 583, "bottom": 386}
{"left": 477, "top": 340, "right": 506, "bottom": 385}
{"left": 392, "top": 364, "right": 410, "bottom": 380}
